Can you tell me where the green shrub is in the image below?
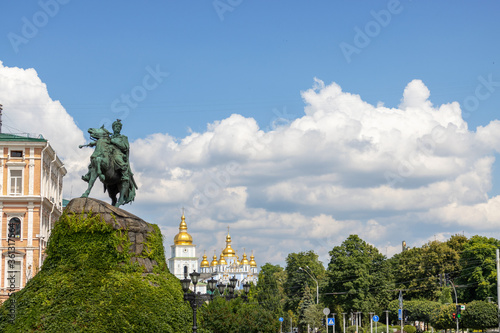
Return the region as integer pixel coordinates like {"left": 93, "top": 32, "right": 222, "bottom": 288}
{"left": 403, "top": 325, "right": 416, "bottom": 333}
{"left": 347, "top": 325, "right": 366, "bottom": 333}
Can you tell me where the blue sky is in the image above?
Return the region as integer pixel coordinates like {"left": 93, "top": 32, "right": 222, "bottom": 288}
{"left": 1, "top": 0, "right": 500, "bottom": 266}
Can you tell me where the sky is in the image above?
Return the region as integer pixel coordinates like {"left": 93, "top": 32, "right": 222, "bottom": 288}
{"left": 1, "top": 0, "right": 500, "bottom": 268}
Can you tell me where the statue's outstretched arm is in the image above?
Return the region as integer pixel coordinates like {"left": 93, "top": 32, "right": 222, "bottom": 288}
{"left": 79, "top": 142, "right": 97, "bottom": 149}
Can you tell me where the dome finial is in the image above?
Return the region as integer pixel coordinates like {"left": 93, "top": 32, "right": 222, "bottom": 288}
{"left": 222, "top": 226, "right": 236, "bottom": 257}
{"left": 174, "top": 211, "right": 193, "bottom": 245}
{"left": 249, "top": 250, "right": 257, "bottom": 267}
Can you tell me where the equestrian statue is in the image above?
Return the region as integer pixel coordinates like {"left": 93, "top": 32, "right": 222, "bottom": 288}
{"left": 79, "top": 119, "right": 138, "bottom": 207}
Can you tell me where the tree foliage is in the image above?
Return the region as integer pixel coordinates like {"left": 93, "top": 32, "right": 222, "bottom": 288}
{"left": 390, "top": 240, "right": 460, "bottom": 301}
{"left": 284, "top": 251, "right": 324, "bottom": 313}
{"left": 461, "top": 300, "right": 498, "bottom": 329}
{"left": 325, "top": 235, "right": 393, "bottom": 321}
{"left": 457, "top": 236, "right": 500, "bottom": 302}
{"left": 254, "top": 263, "right": 285, "bottom": 317}
{"left": 198, "top": 297, "right": 279, "bottom": 333}
{"left": 429, "top": 303, "right": 456, "bottom": 330}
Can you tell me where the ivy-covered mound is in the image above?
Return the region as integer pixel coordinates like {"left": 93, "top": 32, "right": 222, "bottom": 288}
{"left": 0, "top": 198, "right": 191, "bottom": 333}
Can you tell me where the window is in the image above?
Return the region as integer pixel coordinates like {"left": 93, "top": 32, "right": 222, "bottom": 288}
{"left": 11, "top": 151, "right": 23, "bottom": 158}
{"left": 8, "top": 217, "right": 21, "bottom": 239}
{"left": 7, "top": 260, "right": 21, "bottom": 289}
{"left": 10, "top": 170, "right": 22, "bottom": 195}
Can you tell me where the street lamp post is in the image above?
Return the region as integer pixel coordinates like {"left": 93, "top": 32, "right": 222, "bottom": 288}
{"left": 181, "top": 270, "right": 201, "bottom": 333}
{"left": 299, "top": 266, "right": 319, "bottom": 304}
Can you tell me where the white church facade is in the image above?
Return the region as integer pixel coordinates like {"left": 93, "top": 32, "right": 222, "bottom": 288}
{"left": 167, "top": 213, "right": 258, "bottom": 291}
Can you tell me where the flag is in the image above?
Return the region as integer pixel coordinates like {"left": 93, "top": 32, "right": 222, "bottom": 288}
{"left": 398, "top": 290, "right": 403, "bottom": 309}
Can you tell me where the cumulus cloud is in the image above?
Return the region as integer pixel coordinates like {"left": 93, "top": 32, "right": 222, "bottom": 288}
{"left": 4, "top": 61, "right": 500, "bottom": 266}
{"left": 0, "top": 61, "right": 90, "bottom": 198}
{"left": 129, "top": 78, "right": 500, "bottom": 264}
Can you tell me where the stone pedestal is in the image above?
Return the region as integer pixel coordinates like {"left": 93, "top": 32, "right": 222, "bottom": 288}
{"left": 64, "top": 197, "right": 159, "bottom": 273}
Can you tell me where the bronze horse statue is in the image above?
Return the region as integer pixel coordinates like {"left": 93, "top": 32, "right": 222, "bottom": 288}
{"left": 79, "top": 125, "right": 137, "bottom": 207}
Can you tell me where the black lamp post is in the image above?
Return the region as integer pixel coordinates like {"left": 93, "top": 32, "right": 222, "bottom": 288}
{"left": 181, "top": 269, "right": 202, "bottom": 333}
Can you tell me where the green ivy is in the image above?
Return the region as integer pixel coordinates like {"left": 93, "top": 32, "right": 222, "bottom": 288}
{"left": 0, "top": 211, "right": 191, "bottom": 332}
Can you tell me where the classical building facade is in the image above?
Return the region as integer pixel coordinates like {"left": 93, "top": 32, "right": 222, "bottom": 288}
{"left": 168, "top": 213, "right": 258, "bottom": 290}
{"left": 0, "top": 133, "right": 66, "bottom": 302}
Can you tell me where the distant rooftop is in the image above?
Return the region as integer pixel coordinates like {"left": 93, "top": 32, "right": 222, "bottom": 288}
{"left": 0, "top": 133, "right": 46, "bottom": 142}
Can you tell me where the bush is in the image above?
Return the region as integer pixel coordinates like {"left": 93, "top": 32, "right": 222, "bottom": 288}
{"left": 403, "top": 325, "right": 416, "bottom": 333}
{"left": 347, "top": 325, "right": 366, "bottom": 333}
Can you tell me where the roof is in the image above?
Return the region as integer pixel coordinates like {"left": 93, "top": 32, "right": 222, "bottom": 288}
{"left": 0, "top": 133, "right": 46, "bottom": 142}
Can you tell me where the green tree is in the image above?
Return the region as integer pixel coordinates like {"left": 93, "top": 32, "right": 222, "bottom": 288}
{"left": 254, "top": 263, "right": 285, "bottom": 317}
{"left": 457, "top": 236, "right": 500, "bottom": 303}
{"left": 390, "top": 240, "right": 460, "bottom": 301}
{"left": 461, "top": 300, "right": 498, "bottom": 329}
{"left": 387, "top": 299, "right": 440, "bottom": 330}
{"left": 325, "top": 235, "right": 393, "bottom": 323}
{"left": 299, "top": 286, "right": 322, "bottom": 330}
{"left": 284, "top": 251, "right": 324, "bottom": 314}
{"left": 429, "top": 303, "right": 456, "bottom": 330}
{"left": 447, "top": 234, "right": 468, "bottom": 253}
{"left": 198, "top": 297, "right": 279, "bottom": 333}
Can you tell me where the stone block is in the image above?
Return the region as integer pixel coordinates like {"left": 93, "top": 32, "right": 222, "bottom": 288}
{"left": 135, "top": 233, "right": 144, "bottom": 244}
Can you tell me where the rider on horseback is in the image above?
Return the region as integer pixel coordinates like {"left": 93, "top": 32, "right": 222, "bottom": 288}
{"left": 80, "top": 120, "right": 137, "bottom": 207}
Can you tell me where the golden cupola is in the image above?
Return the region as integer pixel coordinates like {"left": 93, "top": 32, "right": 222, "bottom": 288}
{"left": 241, "top": 252, "right": 249, "bottom": 265}
{"left": 211, "top": 253, "right": 218, "bottom": 267}
{"left": 173, "top": 214, "right": 193, "bottom": 245}
{"left": 222, "top": 230, "right": 237, "bottom": 257}
{"left": 219, "top": 253, "right": 227, "bottom": 265}
{"left": 249, "top": 253, "right": 257, "bottom": 268}
{"left": 200, "top": 253, "right": 210, "bottom": 268}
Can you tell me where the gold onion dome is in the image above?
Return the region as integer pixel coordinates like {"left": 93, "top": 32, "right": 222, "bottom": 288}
{"left": 211, "top": 254, "right": 218, "bottom": 267}
{"left": 219, "top": 253, "right": 227, "bottom": 265}
{"left": 200, "top": 253, "right": 209, "bottom": 268}
{"left": 222, "top": 231, "right": 237, "bottom": 257}
{"left": 173, "top": 214, "right": 193, "bottom": 245}
{"left": 241, "top": 252, "right": 249, "bottom": 265}
{"left": 249, "top": 253, "right": 257, "bottom": 267}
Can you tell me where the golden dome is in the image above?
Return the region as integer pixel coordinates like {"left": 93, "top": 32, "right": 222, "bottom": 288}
{"left": 236, "top": 256, "right": 241, "bottom": 265}
{"left": 200, "top": 253, "right": 209, "bottom": 268}
{"left": 210, "top": 253, "right": 218, "bottom": 267}
{"left": 219, "top": 253, "right": 227, "bottom": 265}
{"left": 222, "top": 230, "right": 237, "bottom": 257}
{"left": 173, "top": 214, "right": 193, "bottom": 245}
{"left": 249, "top": 253, "right": 257, "bottom": 268}
{"left": 241, "top": 252, "right": 249, "bottom": 265}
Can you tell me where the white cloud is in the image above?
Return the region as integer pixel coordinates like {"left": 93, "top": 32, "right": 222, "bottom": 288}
{"left": 0, "top": 61, "right": 90, "bottom": 198}
{"left": 5, "top": 61, "right": 500, "bottom": 266}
